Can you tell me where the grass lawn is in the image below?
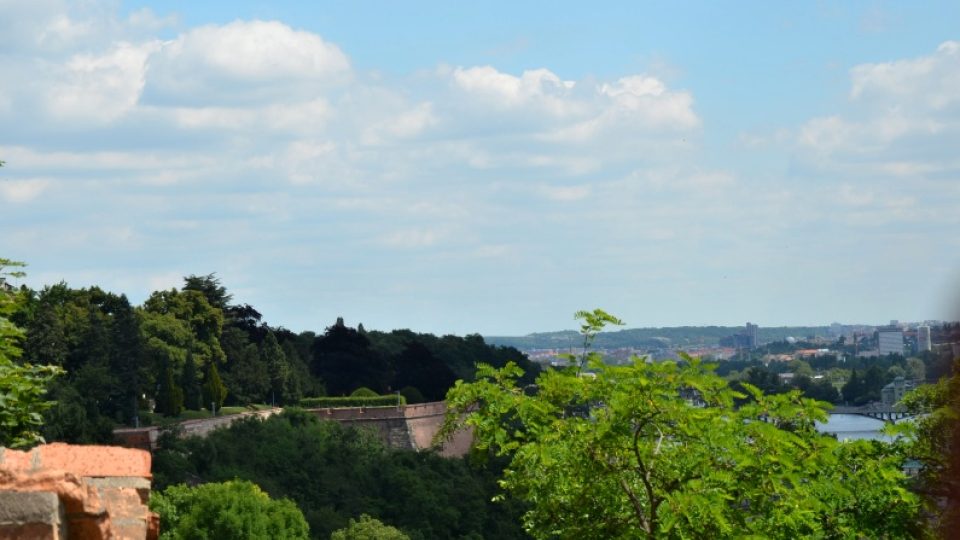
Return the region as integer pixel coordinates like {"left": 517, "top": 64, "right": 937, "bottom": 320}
{"left": 133, "top": 404, "right": 274, "bottom": 427}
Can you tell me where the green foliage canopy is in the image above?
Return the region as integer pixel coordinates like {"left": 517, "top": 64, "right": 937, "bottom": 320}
{"left": 441, "top": 311, "right": 924, "bottom": 539}
{"left": 0, "top": 259, "right": 63, "bottom": 448}
{"left": 149, "top": 480, "right": 309, "bottom": 540}
{"left": 151, "top": 410, "right": 527, "bottom": 539}
{"left": 331, "top": 515, "right": 409, "bottom": 540}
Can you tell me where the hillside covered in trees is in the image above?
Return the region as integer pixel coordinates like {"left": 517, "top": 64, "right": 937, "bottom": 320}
{"left": 6, "top": 273, "right": 538, "bottom": 442}
{"left": 486, "top": 325, "right": 832, "bottom": 350}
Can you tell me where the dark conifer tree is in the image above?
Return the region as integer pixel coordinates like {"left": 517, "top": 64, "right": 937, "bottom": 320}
{"left": 107, "top": 294, "right": 143, "bottom": 424}
{"left": 156, "top": 357, "right": 183, "bottom": 417}
{"left": 203, "top": 361, "right": 228, "bottom": 410}
{"left": 181, "top": 354, "right": 202, "bottom": 411}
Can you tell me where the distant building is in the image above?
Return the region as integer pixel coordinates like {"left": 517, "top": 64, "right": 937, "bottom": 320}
{"left": 720, "top": 323, "right": 759, "bottom": 350}
{"left": 878, "top": 328, "right": 904, "bottom": 356}
{"left": 793, "top": 348, "right": 832, "bottom": 359}
{"left": 829, "top": 322, "right": 844, "bottom": 337}
{"left": 917, "top": 326, "right": 932, "bottom": 352}
{"left": 881, "top": 376, "right": 916, "bottom": 406}
{"left": 746, "top": 322, "right": 758, "bottom": 349}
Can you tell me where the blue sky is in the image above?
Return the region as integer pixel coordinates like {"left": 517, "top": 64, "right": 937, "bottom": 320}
{"left": 1, "top": 1, "right": 959, "bottom": 335}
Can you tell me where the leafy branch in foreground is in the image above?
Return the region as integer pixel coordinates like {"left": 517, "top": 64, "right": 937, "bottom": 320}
{"left": 0, "top": 258, "right": 63, "bottom": 448}
{"left": 897, "top": 353, "right": 960, "bottom": 536}
{"left": 440, "top": 310, "right": 924, "bottom": 539}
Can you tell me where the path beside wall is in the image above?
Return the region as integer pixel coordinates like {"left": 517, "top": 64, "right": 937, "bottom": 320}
{"left": 113, "top": 401, "right": 473, "bottom": 457}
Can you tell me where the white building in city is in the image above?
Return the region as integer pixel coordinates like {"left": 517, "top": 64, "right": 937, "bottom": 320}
{"left": 918, "top": 325, "right": 932, "bottom": 352}
{"left": 878, "top": 328, "right": 904, "bottom": 356}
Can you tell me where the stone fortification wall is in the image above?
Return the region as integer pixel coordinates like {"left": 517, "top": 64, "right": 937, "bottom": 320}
{"left": 113, "top": 407, "right": 282, "bottom": 451}
{"left": 0, "top": 443, "right": 157, "bottom": 539}
{"left": 306, "top": 401, "right": 472, "bottom": 456}
{"left": 114, "top": 402, "right": 473, "bottom": 457}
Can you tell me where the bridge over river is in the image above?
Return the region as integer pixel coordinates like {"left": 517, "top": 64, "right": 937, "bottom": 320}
{"left": 829, "top": 403, "right": 914, "bottom": 422}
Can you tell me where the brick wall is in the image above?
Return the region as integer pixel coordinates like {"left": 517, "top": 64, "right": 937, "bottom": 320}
{"left": 0, "top": 443, "right": 157, "bottom": 540}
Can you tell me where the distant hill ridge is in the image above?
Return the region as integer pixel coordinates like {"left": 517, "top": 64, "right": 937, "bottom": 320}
{"left": 485, "top": 325, "right": 832, "bottom": 350}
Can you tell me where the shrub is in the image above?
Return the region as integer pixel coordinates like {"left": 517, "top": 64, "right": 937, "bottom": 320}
{"left": 399, "top": 386, "right": 426, "bottom": 404}
{"left": 150, "top": 480, "right": 309, "bottom": 540}
{"left": 298, "top": 395, "right": 405, "bottom": 408}
{"left": 331, "top": 514, "right": 409, "bottom": 540}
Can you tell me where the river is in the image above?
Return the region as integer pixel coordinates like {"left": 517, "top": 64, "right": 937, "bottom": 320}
{"left": 816, "top": 413, "right": 895, "bottom": 442}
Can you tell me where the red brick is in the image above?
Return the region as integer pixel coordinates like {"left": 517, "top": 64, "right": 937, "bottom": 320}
{"left": 0, "top": 447, "right": 38, "bottom": 472}
{"left": 37, "top": 444, "right": 151, "bottom": 479}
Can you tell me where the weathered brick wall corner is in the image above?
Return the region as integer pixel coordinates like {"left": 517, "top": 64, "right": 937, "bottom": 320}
{"left": 0, "top": 443, "right": 158, "bottom": 540}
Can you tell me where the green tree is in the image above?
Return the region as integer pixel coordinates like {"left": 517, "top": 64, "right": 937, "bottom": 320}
{"left": 441, "top": 311, "right": 924, "bottom": 539}
{"left": 142, "top": 288, "right": 226, "bottom": 368}
{"left": 331, "top": 515, "right": 409, "bottom": 540}
{"left": 262, "top": 331, "right": 289, "bottom": 405}
{"left": 311, "top": 320, "right": 390, "bottom": 395}
{"left": 150, "top": 410, "right": 527, "bottom": 539}
{"left": 223, "top": 343, "right": 267, "bottom": 405}
{"left": 182, "top": 273, "right": 232, "bottom": 312}
{"left": 23, "top": 302, "right": 68, "bottom": 366}
{"left": 899, "top": 352, "right": 960, "bottom": 535}
{"left": 180, "top": 355, "right": 202, "bottom": 411}
{"left": 788, "top": 359, "right": 814, "bottom": 378}
{"left": 0, "top": 258, "right": 63, "bottom": 447}
{"left": 842, "top": 368, "right": 864, "bottom": 404}
{"left": 106, "top": 294, "right": 144, "bottom": 424}
{"left": 203, "top": 360, "right": 227, "bottom": 410}
{"left": 888, "top": 364, "right": 906, "bottom": 379}
{"left": 155, "top": 357, "right": 183, "bottom": 417}
{"left": 150, "top": 480, "right": 309, "bottom": 540}
{"left": 906, "top": 356, "right": 926, "bottom": 382}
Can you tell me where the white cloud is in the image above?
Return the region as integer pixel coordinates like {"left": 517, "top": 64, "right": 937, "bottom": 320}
{"left": 380, "top": 228, "right": 446, "bottom": 249}
{"left": 800, "top": 41, "right": 960, "bottom": 164}
{"left": 850, "top": 41, "right": 960, "bottom": 108}
{"left": 144, "top": 20, "right": 350, "bottom": 105}
{"left": 449, "top": 66, "right": 698, "bottom": 139}
{"left": 0, "top": 178, "right": 50, "bottom": 202}
{"left": 452, "top": 66, "right": 577, "bottom": 114}
{"left": 538, "top": 184, "right": 591, "bottom": 202}
{"left": 171, "top": 98, "right": 332, "bottom": 133}
{"left": 46, "top": 41, "right": 159, "bottom": 122}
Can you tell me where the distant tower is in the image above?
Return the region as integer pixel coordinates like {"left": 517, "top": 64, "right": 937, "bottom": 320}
{"left": 746, "top": 322, "right": 759, "bottom": 349}
{"left": 918, "top": 326, "right": 932, "bottom": 352}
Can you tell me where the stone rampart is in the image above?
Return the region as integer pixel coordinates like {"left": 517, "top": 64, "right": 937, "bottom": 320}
{"left": 306, "top": 401, "right": 472, "bottom": 457}
{"left": 114, "top": 402, "right": 473, "bottom": 457}
{"left": 113, "top": 408, "right": 283, "bottom": 451}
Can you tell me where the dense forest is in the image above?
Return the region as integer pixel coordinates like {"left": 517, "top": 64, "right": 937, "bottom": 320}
{"left": 151, "top": 410, "right": 528, "bottom": 539}
{"left": 5, "top": 273, "right": 538, "bottom": 442}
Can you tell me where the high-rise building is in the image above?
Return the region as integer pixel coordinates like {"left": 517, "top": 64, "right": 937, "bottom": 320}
{"left": 746, "top": 322, "right": 758, "bottom": 349}
{"left": 878, "top": 328, "right": 904, "bottom": 356}
{"left": 917, "top": 326, "right": 932, "bottom": 352}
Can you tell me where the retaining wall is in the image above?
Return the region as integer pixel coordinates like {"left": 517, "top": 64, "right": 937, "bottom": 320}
{"left": 114, "top": 402, "right": 473, "bottom": 457}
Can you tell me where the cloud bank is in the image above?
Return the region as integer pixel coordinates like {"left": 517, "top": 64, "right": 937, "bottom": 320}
{"left": 1, "top": 1, "right": 957, "bottom": 333}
